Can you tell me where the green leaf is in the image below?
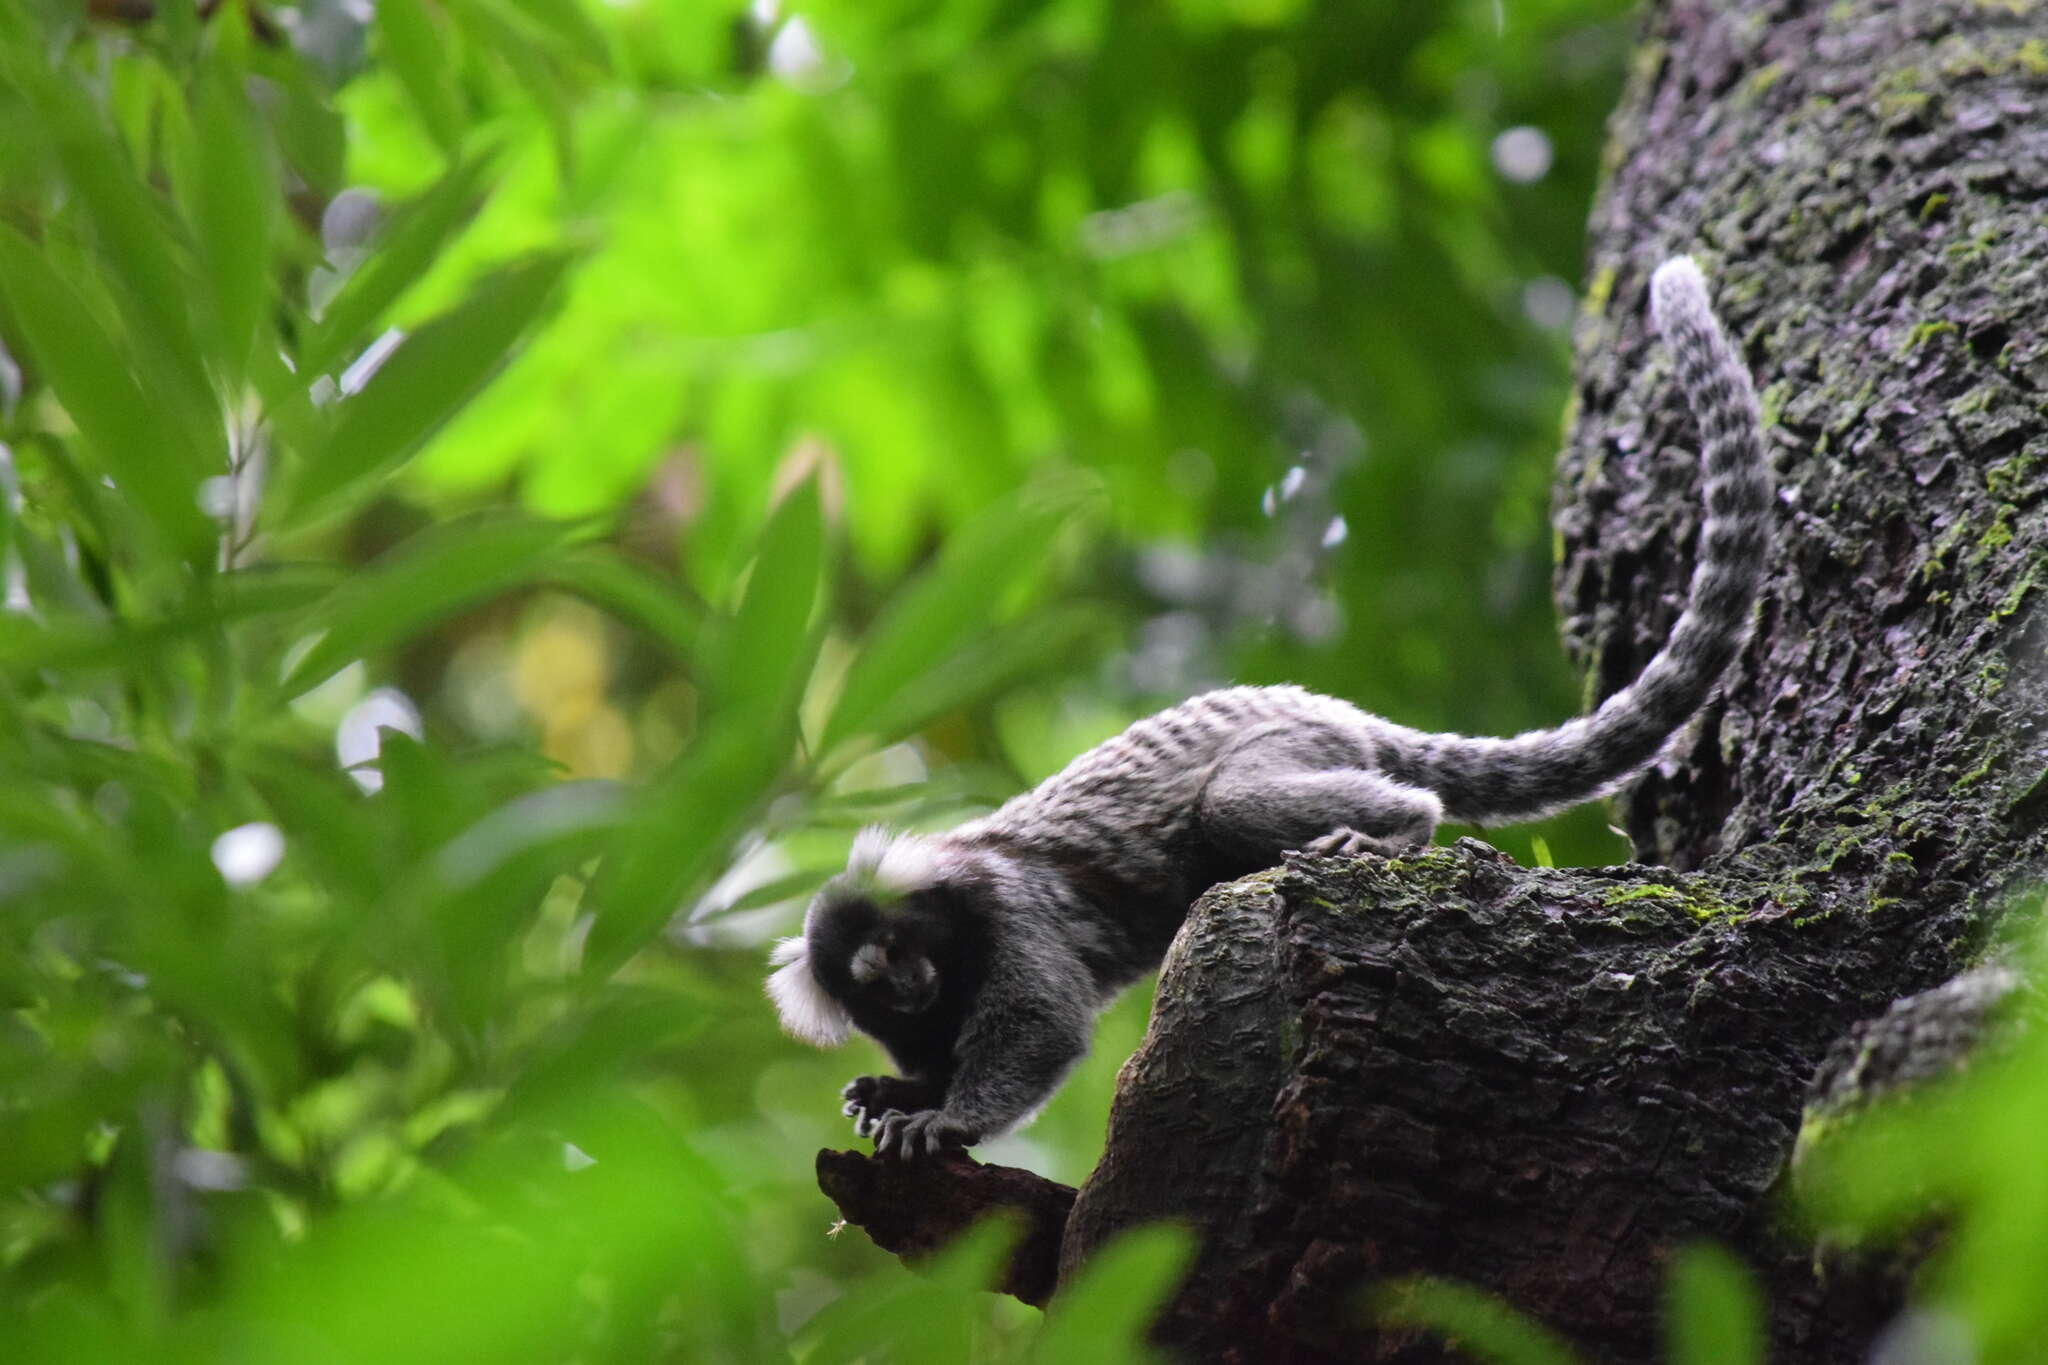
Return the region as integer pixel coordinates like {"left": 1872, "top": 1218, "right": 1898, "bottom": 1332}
{"left": 687, "top": 864, "right": 837, "bottom": 922}
{"left": 459, "top": 4, "right": 578, "bottom": 176}
{"left": 1665, "top": 1243, "right": 1764, "bottom": 1365}
{"left": 9, "top": 55, "right": 217, "bottom": 441}
{"left": 1371, "top": 1278, "right": 1584, "bottom": 1365}
{"left": 712, "top": 480, "right": 826, "bottom": 721}
{"left": 500, "top": 0, "right": 611, "bottom": 70}
{"left": 575, "top": 484, "right": 828, "bottom": 972}
{"left": 592, "top": 486, "right": 834, "bottom": 973}
{"left": 501, "top": 988, "right": 708, "bottom": 1122}
{"left": 377, "top": 0, "right": 466, "bottom": 156}
{"left": 417, "top": 782, "right": 628, "bottom": 1032}
{"left": 220, "top": 563, "right": 346, "bottom": 617}
{"left": 0, "top": 226, "right": 211, "bottom": 561}
{"left": 255, "top": 46, "right": 346, "bottom": 202}
{"left": 801, "top": 1219, "right": 1014, "bottom": 1365}
{"left": 100, "top": 1126, "right": 173, "bottom": 1322}
{"left": 582, "top": 722, "right": 789, "bottom": 979}
{"left": 301, "top": 154, "right": 498, "bottom": 380}
{"left": 284, "top": 252, "right": 573, "bottom": 529}
{"left": 543, "top": 548, "right": 703, "bottom": 658}
{"left": 276, "top": 523, "right": 698, "bottom": 699}
{"left": 193, "top": 1092, "right": 721, "bottom": 1365}
{"left": 856, "top": 604, "right": 1105, "bottom": 751}
{"left": 9, "top": 522, "right": 108, "bottom": 620}
{"left": 431, "top": 780, "right": 627, "bottom": 893}
{"left": 247, "top": 322, "right": 325, "bottom": 460}
{"left": 281, "top": 514, "right": 588, "bottom": 697}
{"left": 244, "top": 756, "right": 392, "bottom": 905}
{"left": 1031, "top": 1223, "right": 1194, "bottom": 1365}
{"left": 0, "top": 566, "right": 333, "bottom": 676}
{"left": 821, "top": 478, "right": 1097, "bottom": 755}
{"left": 191, "top": 62, "right": 279, "bottom": 386}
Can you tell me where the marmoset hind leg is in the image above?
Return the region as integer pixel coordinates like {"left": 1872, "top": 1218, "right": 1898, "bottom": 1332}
{"left": 1200, "top": 741, "right": 1444, "bottom": 860}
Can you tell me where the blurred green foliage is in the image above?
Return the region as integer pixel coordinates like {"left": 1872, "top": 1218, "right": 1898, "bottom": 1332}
{"left": 1793, "top": 930, "right": 2048, "bottom": 1365}
{"left": 15, "top": 0, "right": 2027, "bottom": 1361}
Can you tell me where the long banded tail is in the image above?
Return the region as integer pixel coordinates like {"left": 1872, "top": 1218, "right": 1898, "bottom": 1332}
{"left": 1390, "top": 256, "right": 1771, "bottom": 825}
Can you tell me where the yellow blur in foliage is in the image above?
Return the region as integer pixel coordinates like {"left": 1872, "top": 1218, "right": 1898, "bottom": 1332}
{"left": 514, "top": 600, "right": 635, "bottom": 778}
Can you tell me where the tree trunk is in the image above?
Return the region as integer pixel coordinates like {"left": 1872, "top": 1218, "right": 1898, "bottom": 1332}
{"left": 823, "top": 0, "right": 2048, "bottom": 1358}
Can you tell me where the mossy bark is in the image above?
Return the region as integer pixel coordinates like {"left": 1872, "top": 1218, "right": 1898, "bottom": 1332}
{"left": 1061, "top": 0, "right": 2048, "bottom": 1359}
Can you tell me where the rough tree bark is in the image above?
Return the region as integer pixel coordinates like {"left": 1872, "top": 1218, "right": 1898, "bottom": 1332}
{"left": 821, "top": 0, "right": 2048, "bottom": 1359}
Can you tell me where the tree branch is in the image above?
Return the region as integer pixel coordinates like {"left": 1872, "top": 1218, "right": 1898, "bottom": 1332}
{"left": 815, "top": 1149, "right": 1076, "bottom": 1308}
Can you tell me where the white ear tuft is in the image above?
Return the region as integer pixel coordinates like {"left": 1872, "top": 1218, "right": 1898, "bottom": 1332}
{"left": 764, "top": 937, "right": 852, "bottom": 1048}
{"left": 847, "top": 826, "right": 943, "bottom": 894}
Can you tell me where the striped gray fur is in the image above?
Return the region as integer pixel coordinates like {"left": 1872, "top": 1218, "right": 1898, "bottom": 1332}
{"left": 1379, "top": 256, "right": 1770, "bottom": 823}
{"left": 769, "top": 256, "right": 1771, "bottom": 1158}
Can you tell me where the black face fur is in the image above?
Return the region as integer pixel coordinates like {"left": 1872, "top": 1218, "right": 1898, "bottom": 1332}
{"left": 804, "top": 880, "right": 989, "bottom": 1085}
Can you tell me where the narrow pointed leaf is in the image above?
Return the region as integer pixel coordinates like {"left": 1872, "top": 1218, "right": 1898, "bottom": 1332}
{"left": 377, "top": 0, "right": 466, "bottom": 155}
{"left": 191, "top": 63, "right": 278, "bottom": 385}
{"left": 1031, "top": 1224, "right": 1193, "bottom": 1365}
{"left": 821, "top": 479, "right": 1095, "bottom": 754}
{"left": 689, "top": 865, "right": 838, "bottom": 922}
{"left": 502, "top": 0, "right": 611, "bottom": 70}
{"left": 16, "top": 58, "right": 215, "bottom": 433}
{"left": 714, "top": 480, "right": 825, "bottom": 720}
{"left": 463, "top": 6, "right": 578, "bottom": 176}
{"left": 855, "top": 604, "right": 1105, "bottom": 749}
{"left": 544, "top": 548, "right": 703, "bottom": 658}
{"left": 578, "top": 489, "right": 824, "bottom": 974}
{"left": 1666, "top": 1244, "right": 1764, "bottom": 1365}
{"left": 583, "top": 721, "right": 788, "bottom": 977}
{"left": 1371, "top": 1279, "right": 1584, "bottom": 1365}
{"left": 0, "top": 226, "right": 211, "bottom": 560}
{"left": 282, "top": 514, "right": 586, "bottom": 697}
{"left": 284, "top": 252, "right": 572, "bottom": 528}
{"left": 301, "top": 154, "right": 497, "bottom": 379}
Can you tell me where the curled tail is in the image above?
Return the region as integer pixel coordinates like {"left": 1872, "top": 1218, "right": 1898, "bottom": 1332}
{"left": 1390, "top": 256, "right": 1771, "bottom": 826}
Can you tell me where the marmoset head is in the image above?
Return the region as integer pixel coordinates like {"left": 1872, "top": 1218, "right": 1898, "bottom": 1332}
{"left": 765, "top": 829, "right": 963, "bottom": 1047}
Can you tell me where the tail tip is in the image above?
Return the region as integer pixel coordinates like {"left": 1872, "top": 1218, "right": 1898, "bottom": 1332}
{"left": 1650, "top": 255, "right": 1710, "bottom": 330}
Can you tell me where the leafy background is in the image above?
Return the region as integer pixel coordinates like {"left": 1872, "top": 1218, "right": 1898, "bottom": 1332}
{"left": 2, "top": 1, "right": 2037, "bottom": 1360}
